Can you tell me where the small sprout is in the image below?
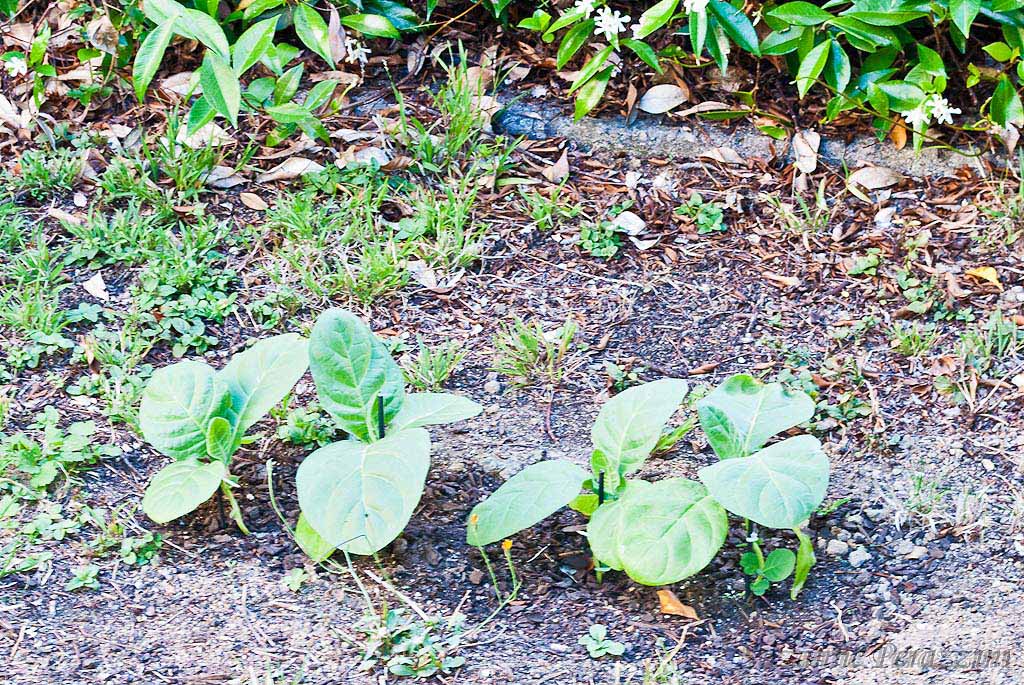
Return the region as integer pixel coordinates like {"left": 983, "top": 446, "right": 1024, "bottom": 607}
{"left": 578, "top": 624, "right": 626, "bottom": 659}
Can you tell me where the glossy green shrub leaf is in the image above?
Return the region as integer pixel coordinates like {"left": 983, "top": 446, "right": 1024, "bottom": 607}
{"left": 696, "top": 374, "right": 815, "bottom": 460}
{"left": 242, "top": 0, "right": 286, "bottom": 21}
{"left": 622, "top": 39, "right": 662, "bottom": 73}
{"left": 133, "top": 17, "right": 178, "bottom": 102}
{"left": 187, "top": 96, "right": 216, "bottom": 136}
{"left": 709, "top": 0, "right": 760, "bottom": 56}
{"left": 218, "top": 333, "right": 309, "bottom": 442}
{"left": 466, "top": 460, "right": 588, "bottom": 546}
{"left": 140, "top": 361, "right": 233, "bottom": 461}
{"left": 569, "top": 45, "right": 613, "bottom": 94}
{"left": 573, "top": 66, "right": 612, "bottom": 120}
{"left": 273, "top": 63, "right": 304, "bottom": 106}
{"left": 590, "top": 378, "right": 689, "bottom": 490}
{"left": 309, "top": 308, "right": 405, "bottom": 442}
{"left": 142, "top": 459, "right": 226, "bottom": 524}
{"left": 992, "top": 74, "right": 1024, "bottom": 126}
{"left": 634, "top": 0, "right": 680, "bottom": 40}
{"left": 232, "top": 16, "right": 277, "bottom": 75}
{"left": 296, "top": 428, "right": 430, "bottom": 554}
{"left": 826, "top": 40, "right": 851, "bottom": 93}
{"left": 698, "top": 435, "right": 829, "bottom": 528}
{"left": 588, "top": 478, "right": 727, "bottom": 585}
{"left": 556, "top": 19, "right": 594, "bottom": 69}
{"left": 795, "top": 39, "right": 830, "bottom": 98}
{"left": 340, "top": 13, "right": 400, "bottom": 38}
{"left": 200, "top": 50, "right": 241, "bottom": 126}
{"left": 389, "top": 392, "right": 481, "bottom": 432}
{"left": 768, "top": 1, "right": 833, "bottom": 25}
{"left": 181, "top": 8, "right": 230, "bottom": 59}
{"left": 294, "top": 3, "right": 334, "bottom": 67}
{"left": 791, "top": 527, "right": 816, "bottom": 599}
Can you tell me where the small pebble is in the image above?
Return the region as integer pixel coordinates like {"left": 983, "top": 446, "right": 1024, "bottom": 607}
{"left": 826, "top": 539, "right": 850, "bottom": 556}
{"left": 848, "top": 548, "right": 871, "bottom": 568}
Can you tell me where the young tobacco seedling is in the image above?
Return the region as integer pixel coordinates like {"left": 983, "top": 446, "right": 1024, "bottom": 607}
{"left": 578, "top": 624, "right": 626, "bottom": 659}
{"left": 295, "top": 309, "right": 482, "bottom": 559}
{"left": 139, "top": 333, "right": 309, "bottom": 530}
{"left": 468, "top": 374, "right": 829, "bottom": 597}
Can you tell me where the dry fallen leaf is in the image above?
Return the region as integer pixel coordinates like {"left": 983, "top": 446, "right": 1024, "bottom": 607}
{"left": 638, "top": 84, "right": 687, "bottom": 114}
{"left": 792, "top": 130, "right": 820, "bottom": 174}
{"left": 205, "top": 165, "right": 245, "bottom": 189}
{"left": 763, "top": 272, "right": 801, "bottom": 288}
{"left": 82, "top": 273, "right": 109, "bottom": 302}
{"left": 847, "top": 166, "right": 902, "bottom": 191}
{"left": 676, "top": 101, "right": 732, "bottom": 117}
{"left": 612, "top": 210, "right": 646, "bottom": 236}
{"left": 256, "top": 157, "right": 326, "bottom": 183}
{"left": 657, "top": 590, "right": 699, "bottom": 619}
{"left": 542, "top": 149, "right": 569, "bottom": 183}
{"left": 407, "top": 260, "right": 464, "bottom": 294}
{"left": 700, "top": 147, "right": 745, "bottom": 165}
{"left": 964, "top": 266, "right": 1003, "bottom": 291}
{"left": 239, "top": 192, "right": 269, "bottom": 211}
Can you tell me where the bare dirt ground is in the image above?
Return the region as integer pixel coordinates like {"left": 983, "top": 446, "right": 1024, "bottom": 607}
{"left": 3, "top": 122, "right": 1024, "bottom": 685}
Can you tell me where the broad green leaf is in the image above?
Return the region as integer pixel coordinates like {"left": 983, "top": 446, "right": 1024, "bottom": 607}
{"left": 309, "top": 308, "right": 405, "bottom": 442}
{"left": 142, "top": 459, "right": 226, "bottom": 524}
{"left": 877, "top": 80, "right": 926, "bottom": 111}
{"left": 265, "top": 102, "right": 314, "bottom": 124}
{"left": 690, "top": 10, "right": 708, "bottom": 57}
{"left": 205, "top": 416, "right": 233, "bottom": 462}
{"left": 133, "top": 17, "right": 177, "bottom": 102}
{"left": 389, "top": 393, "right": 481, "bottom": 432}
{"left": 242, "top": 0, "right": 286, "bottom": 21}
{"left": 295, "top": 513, "right": 335, "bottom": 563}
{"left": 272, "top": 63, "right": 303, "bottom": 105}
{"left": 293, "top": 3, "right": 334, "bottom": 67}
{"left": 588, "top": 478, "right": 727, "bottom": 585}
{"left": 304, "top": 79, "right": 338, "bottom": 111}
{"left": 590, "top": 379, "right": 689, "bottom": 490}
{"left": 795, "top": 39, "right": 831, "bottom": 98}
{"left": 698, "top": 435, "right": 829, "bottom": 528}
{"left": 767, "top": 1, "right": 833, "bottom": 25}
{"left": 217, "top": 333, "right": 308, "bottom": 442}
{"left": 556, "top": 19, "right": 594, "bottom": 69}
{"left": 141, "top": 0, "right": 186, "bottom": 25}
{"left": 708, "top": 0, "right": 760, "bottom": 56}
{"left": 232, "top": 16, "right": 277, "bottom": 75}
{"left": 573, "top": 66, "right": 612, "bottom": 120}
{"left": 340, "top": 13, "right": 400, "bottom": 38}
{"left": 761, "top": 26, "right": 804, "bottom": 55}
{"left": 992, "top": 75, "right": 1024, "bottom": 126}
{"left": 180, "top": 8, "right": 230, "bottom": 59}
{"left": 568, "top": 45, "right": 614, "bottom": 94}
{"left": 697, "top": 374, "right": 815, "bottom": 459}
{"left": 791, "top": 526, "right": 816, "bottom": 599}
{"left": 762, "top": 548, "right": 796, "bottom": 582}
{"left": 140, "top": 361, "right": 233, "bottom": 461}
{"left": 545, "top": 10, "right": 586, "bottom": 38}
{"left": 825, "top": 40, "right": 851, "bottom": 93}
{"left": 187, "top": 96, "right": 216, "bottom": 135}
{"left": 466, "top": 460, "right": 588, "bottom": 546}
{"left": 633, "top": 0, "right": 679, "bottom": 39}
{"left": 296, "top": 428, "right": 430, "bottom": 554}
{"left": 622, "top": 39, "right": 662, "bottom": 73}
{"left": 200, "top": 50, "right": 241, "bottom": 126}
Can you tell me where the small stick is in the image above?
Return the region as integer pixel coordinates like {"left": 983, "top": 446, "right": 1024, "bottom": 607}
{"left": 597, "top": 471, "right": 605, "bottom": 505}
{"left": 377, "top": 396, "right": 385, "bottom": 439}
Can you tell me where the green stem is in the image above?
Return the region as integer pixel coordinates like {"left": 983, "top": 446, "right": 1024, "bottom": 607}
{"left": 220, "top": 480, "right": 250, "bottom": 535}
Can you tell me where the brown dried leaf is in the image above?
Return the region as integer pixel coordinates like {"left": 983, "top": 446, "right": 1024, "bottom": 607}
{"left": 82, "top": 273, "right": 109, "bottom": 302}
{"left": 657, "top": 590, "right": 699, "bottom": 619}
{"left": 542, "top": 149, "right": 569, "bottom": 183}
{"left": 256, "top": 157, "right": 325, "bottom": 183}
{"left": 239, "top": 192, "right": 269, "bottom": 211}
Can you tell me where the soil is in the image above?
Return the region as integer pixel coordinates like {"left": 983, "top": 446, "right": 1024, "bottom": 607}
{"left": 3, "top": 95, "right": 1024, "bottom": 685}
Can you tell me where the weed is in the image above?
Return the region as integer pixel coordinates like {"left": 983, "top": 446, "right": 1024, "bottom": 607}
{"left": 4, "top": 147, "right": 83, "bottom": 200}
{"left": 675, "top": 192, "right": 726, "bottom": 234}
{"left": 578, "top": 220, "right": 622, "bottom": 258}
{"left": 519, "top": 183, "right": 580, "bottom": 232}
{"left": 402, "top": 337, "right": 466, "bottom": 391}
{"left": 0, "top": 234, "right": 70, "bottom": 339}
{"left": 957, "top": 309, "right": 1023, "bottom": 374}
{"left": 579, "top": 624, "right": 626, "bottom": 659}
{"left": 141, "top": 113, "right": 226, "bottom": 196}
{"left": 98, "top": 157, "right": 170, "bottom": 207}
{"left": 284, "top": 567, "right": 310, "bottom": 592}
{"left": 351, "top": 606, "right": 466, "bottom": 678}
{"left": 247, "top": 288, "right": 305, "bottom": 330}
{"left": 63, "top": 203, "right": 171, "bottom": 266}
{"left": 760, "top": 179, "right": 831, "bottom": 233}
{"left": 492, "top": 317, "right": 577, "bottom": 387}
{"left": 888, "top": 321, "right": 939, "bottom": 357}
{"left": 66, "top": 563, "right": 100, "bottom": 591}
{"left": 274, "top": 403, "right": 336, "bottom": 449}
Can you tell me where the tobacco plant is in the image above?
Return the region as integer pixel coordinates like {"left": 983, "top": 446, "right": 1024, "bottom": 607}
{"left": 295, "top": 308, "right": 481, "bottom": 558}
{"left": 467, "top": 374, "right": 829, "bottom": 597}
{"left": 139, "top": 333, "right": 308, "bottom": 529}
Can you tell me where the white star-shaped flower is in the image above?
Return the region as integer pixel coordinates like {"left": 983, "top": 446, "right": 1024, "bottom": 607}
{"left": 594, "top": 6, "right": 630, "bottom": 41}
{"left": 344, "top": 38, "right": 370, "bottom": 65}
{"left": 4, "top": 56, "right": 27, "bottom": 78}
{"left": 573, "top": 0, "right": 598, "bottom": 18}
{"left": 903, "top": 104, "right": 930, "bottom": 129}
{"left": 684, "top": 0, "right": 710, "bottom": 14}
{"left": 926, "top": 94, "right": 960, "bottom": 125}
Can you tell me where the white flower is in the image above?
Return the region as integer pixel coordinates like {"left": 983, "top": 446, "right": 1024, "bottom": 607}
{"left": 926, "top": 94, "right": 960, "bottom": 125}
{"left": 684, "top": 0, "right": 710, "bottom": 14}
{"left": 594, "top": 6, "right": 630, "bottom": 41}
{"left": 631, "top": 22, "right": 644, "bottom": 39}
{"left": 344, "top": 38, "right": 370, "bottom": 65}
{"left": 902, "top": 104, "right": 930, "bottom": 130}
{"left": 4, "top": 56, "right": 27, "bottom": 78}
{"left": 573, "top": 0, "right": 598, "bottom": 17}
